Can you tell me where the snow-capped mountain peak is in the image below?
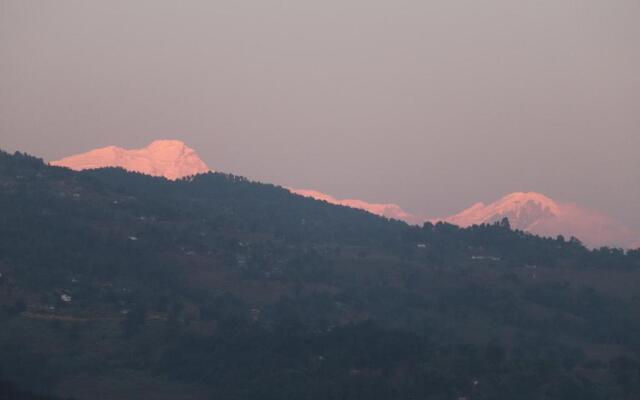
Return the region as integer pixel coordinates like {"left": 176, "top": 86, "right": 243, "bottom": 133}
{"left": 438, "top": 192, "right": 638, "bottom": 248}
{"left": 51, "top": 140, "right": 210, "bottom": 180}
{"left": 494, "top": 192, "right": 561, "bottom": 215}
{"left": 442, "top": 192, "right": 562, "bottom": 231}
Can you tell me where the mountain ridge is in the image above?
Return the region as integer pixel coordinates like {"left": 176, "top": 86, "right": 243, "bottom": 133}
{"left": 289, "top": 188, "right": 424, "bottom": 224}
{"left": 50, "top": 141, "right": 639, "bottom": 248}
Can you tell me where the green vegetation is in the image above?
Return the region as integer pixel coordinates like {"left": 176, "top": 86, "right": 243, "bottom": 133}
{"left": 1, "top": 150, "right": 639, "bottom": 399}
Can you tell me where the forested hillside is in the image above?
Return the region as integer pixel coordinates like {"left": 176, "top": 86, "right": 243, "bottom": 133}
{"left": 1, "top": 150, "right": 639, "bottom": 400}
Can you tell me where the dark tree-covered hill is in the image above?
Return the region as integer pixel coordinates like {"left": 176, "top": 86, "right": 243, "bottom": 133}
{"left": 1, "top": 150, "right": 639, "bottom": 400}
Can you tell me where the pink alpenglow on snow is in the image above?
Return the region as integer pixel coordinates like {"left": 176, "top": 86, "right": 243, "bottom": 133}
{"left": 290, "top": 188, "right": 423, "bottom": 224}
{"left": 436, "top": 192, "right": 639, "bottom": 249}
{"left": 51, "top": 140, "right": 210, "bottom": 180}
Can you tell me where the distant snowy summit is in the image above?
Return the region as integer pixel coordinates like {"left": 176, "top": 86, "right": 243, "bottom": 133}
{"left": 441, "top": 192, "right": 561, "bottom": 229}
{"left": 435, "top": 192, "right": 639, "bottom": 249}
{"left": 51, "top": 140, "right": 210, "bottom": 180}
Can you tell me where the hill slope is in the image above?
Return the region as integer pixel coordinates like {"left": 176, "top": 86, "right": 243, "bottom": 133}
{"left": 1, "top": 150, "right": 640, "bottom": 400}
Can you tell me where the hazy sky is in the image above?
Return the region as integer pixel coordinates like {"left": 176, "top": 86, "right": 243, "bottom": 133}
{"left": 1, "top": 0, "right": 639, "bottom": 227}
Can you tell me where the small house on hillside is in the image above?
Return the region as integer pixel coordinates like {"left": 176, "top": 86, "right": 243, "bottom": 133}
{"left": 470, "top": 255, "right": 501, "bottom": 261}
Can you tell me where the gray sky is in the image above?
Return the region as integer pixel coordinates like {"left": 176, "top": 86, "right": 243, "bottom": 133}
{"left": 1, "top": 0, "right": 639, "bottom": 228}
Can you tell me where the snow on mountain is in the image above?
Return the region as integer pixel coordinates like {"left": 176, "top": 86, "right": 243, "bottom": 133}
{"left": 442, "top": 192, "right": 560, "bottom": 229}
{"left": 50, "top": 140, "right": 210, "bottom": 180}
{"left": 290, "top": 188, "right": 423, "bottom": 224}
{"left": 437, "top": 192, "right": 639, "bottom": 249}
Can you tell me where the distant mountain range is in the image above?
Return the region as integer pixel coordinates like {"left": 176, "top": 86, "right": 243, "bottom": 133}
{"left": 50, "top": 140, "right": 639, "bottom": 248}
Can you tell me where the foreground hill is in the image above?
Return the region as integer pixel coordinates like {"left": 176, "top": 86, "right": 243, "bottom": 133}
{"left": 1, "top": 149, "right": 640, "bottom": 400}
